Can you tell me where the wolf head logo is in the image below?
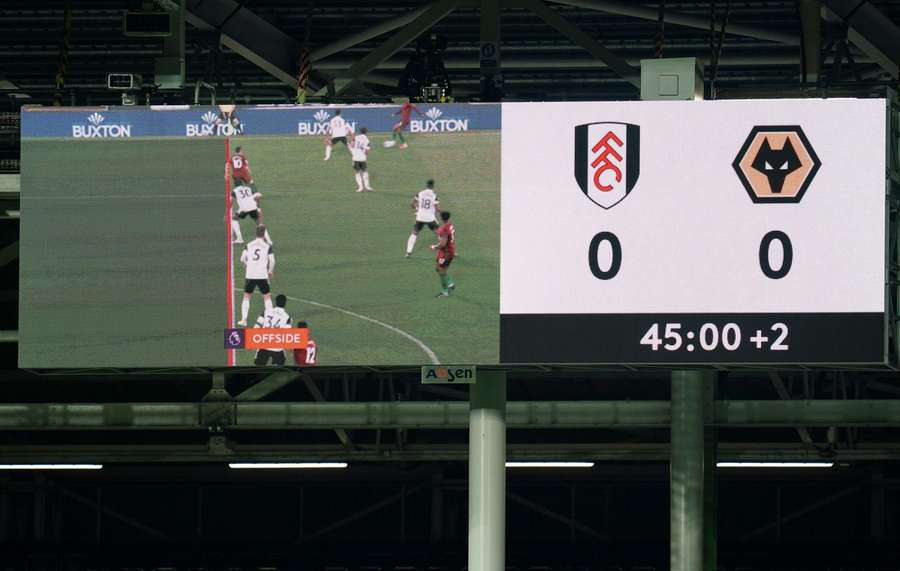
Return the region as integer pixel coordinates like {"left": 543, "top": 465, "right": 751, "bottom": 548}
{"left": 733, "top": 126, "right": 821, "bottom": 204}
{"left": 750, "top": 137, "right": 802, "bottom": 194}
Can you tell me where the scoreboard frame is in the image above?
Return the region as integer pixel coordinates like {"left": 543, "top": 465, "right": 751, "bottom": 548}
{"left": 500, "top": 96, "right": 899, "bottom": 368}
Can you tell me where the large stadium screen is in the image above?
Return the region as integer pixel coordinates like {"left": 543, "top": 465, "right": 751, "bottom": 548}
{"left": 19, "top": 100, "right": 888, "bottom": 367}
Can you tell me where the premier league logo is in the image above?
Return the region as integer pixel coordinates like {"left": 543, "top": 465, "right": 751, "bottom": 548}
{"left": 574, "top": 122, "right": 640, "bottom": 209}
{"left": 224, "top": 328, "right": 245, "bottom": 349}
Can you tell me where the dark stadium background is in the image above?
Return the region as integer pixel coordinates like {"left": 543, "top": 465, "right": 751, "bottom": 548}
{"left": 2, "top": 1, "right": 900, "bottom": 570}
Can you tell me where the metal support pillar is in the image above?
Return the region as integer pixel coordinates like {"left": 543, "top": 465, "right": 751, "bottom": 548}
{"left": 203, "top": 371, "right": 230, "bottom": 401}
{"left": 798, "top": 0, "right": 821, "bottom": 85}
{"left": 480, "top": 0, "right": 502, "bottom": 100}
{"left": 468, "top": 371, "right": 506, "bottom": 571}
{"left": 702, "top": 376, "right": 717, "bottom": 571}
{"left": 160, "top": 0, "right": 185, "bottom": 89}
{"left": 670, "top": 370, "right": 710, "bottom": 571}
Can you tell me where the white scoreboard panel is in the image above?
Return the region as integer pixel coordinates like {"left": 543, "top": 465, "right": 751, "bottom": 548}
{"left": 499, "top": 99, "right": 888, "bottom": 365}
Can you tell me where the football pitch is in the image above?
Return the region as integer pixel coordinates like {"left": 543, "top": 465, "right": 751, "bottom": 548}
{"left": 20, "top": 138, "right": 226, "bottom": 368}
{"left": 232, "top": 131, "right": 500, "bottom": 366}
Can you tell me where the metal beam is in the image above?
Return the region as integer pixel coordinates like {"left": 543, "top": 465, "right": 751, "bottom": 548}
{"left": 310, "top": 5, "right": 432, "bottom": 62}
{"left": 546, "top": 0, "right": 800, "bottom": 45}
{"left": 1, "top": 442, "right": 899, "bottom": 463}
{"left": 238, "top": 400, "right": 671, "bottom": 428}
{"left": 0, "top": 403, "right": 201, "bottom": 428}
{"left": 739, "top": 483, "right": 864, "bottom": 541}
{"left": 523, "top": 0, "right": 639, "bottom": 87}
{"left": 331, "top": 0, "right": 459, "bottom": 95}
{"left": 302, "top": 375, "right": 354, "bottom": 449}
{"left": 769, "top": 373, "right": 815, "bottom": 447}
{"left": 311, "top": 53, "right": 868, "bottom": 71}
{"left": 3, "top": 400, "right": 900, "bottom": 430}
{"left": 0, "top": 240, "right": 18, "bottom": 267}
{"left": 182, "top": 0, "right": 324, "bottom": 91}
{"left": 716, "top": 399, "right": 900, "bottom": 426}
{"left": 300, "top": 485, "right": 424, "bottom": 542}
{"left": 48, "top": 482, "right": 174, "bottom": 541}
{"left": 823, "top": 0, "right": 900, "bottom": 78}
{"left": 507, "top": 491, "right": 607, "bottom": 540}
{"left": 235, "top": 371, "right": 300, "bottom": 402}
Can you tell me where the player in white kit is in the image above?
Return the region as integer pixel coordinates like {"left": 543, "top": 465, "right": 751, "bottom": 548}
{"left": 324, "top": 109, "right": 354, "bottom": 161}
{"left": 350, "top": 127, "right": 373, "bottom": 192}
{"left": 237, "top": 225, "right": 275, "bottom": 326}
{"left": 253, "top": 294, "right": 292, "bottom": 365}
{"left": 231, "top": 184, "right": 271, "bottom": 244}
{"left": 405, "top": 179, "right": 440, "bottom": 257}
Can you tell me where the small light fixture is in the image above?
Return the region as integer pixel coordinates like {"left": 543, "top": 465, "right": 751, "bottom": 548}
{"left": 716, "top": 461, "right": 834, "bottom": 468}
{"left": 506, "top": 462, "right": 595, "bottom": 468}
{"left": 0, "top": 464, "right": 103, "bottom": 470}
{"left": 228, "top": 462, "right": 348, "bottom": 469}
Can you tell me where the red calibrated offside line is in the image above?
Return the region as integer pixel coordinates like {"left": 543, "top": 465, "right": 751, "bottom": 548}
{"left": 225, "top": 137, "right": 236, "bottom": 366}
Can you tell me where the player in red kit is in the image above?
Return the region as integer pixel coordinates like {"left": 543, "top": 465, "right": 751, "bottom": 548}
{"left": 389, "top": 101, "right": 423, "bottom": 149}
{"left": 430, "top": 210, "right": 456, "bottom": 297}
{"left": 229, "top": 146, "right": 253, "bottom": 185}
{"left": 291, "top": 321, "right": 318, "bottom": 366}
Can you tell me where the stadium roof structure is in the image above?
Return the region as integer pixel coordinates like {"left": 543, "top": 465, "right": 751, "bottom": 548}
{"left": 0, "top": 0, "right": 899, "bottom": 105}
{"left": 2, "top": 5, "right": 900, "bottom": 569}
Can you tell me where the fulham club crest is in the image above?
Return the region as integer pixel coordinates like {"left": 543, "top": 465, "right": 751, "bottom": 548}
{"left": 574, "top": 122, "right": 640, "bottom": 209}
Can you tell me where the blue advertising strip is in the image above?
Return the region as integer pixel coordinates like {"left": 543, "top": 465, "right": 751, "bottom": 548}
{"left": 21, "top": 103, "right": 501, "bottom": 139}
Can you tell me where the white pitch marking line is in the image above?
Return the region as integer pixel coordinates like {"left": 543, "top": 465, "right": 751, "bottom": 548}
{"left": 232, "top": 288, "right": 439, "bottom": 365}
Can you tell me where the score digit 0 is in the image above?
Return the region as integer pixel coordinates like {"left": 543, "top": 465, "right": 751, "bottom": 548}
{"left": 588, "top": 231, "right": 622, "bottom": 280}
{"left": 759, "top": 230, "right": 792, "bottom": 279}
{"left": 588, "top": 230, "right": 793, "bottom": 281}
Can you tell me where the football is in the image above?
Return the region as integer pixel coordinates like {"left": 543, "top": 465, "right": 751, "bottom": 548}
{"left": 383, "top": 140, "right": 396, "bottom": 148}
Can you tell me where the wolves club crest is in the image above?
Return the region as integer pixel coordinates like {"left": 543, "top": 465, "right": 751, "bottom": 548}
{"left": 574, "top": 122, "right": 640, "bottom": 209}
{"left": 732, "top": 126, "right": 821, "bottom": 203}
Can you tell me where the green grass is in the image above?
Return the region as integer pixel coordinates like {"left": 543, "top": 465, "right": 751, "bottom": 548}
{"left": 233, "top": 131, "right": 500, "bottom": 366}
{"left": 20, "top": 138, "right": 226, "bottom": 368}
{"left": 18, "top": 132, "right": 499, "bottom": 367}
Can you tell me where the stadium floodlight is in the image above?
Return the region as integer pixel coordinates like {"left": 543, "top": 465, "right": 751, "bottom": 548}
{"left": 716, "top": 462, "right": 834, "bottom": 468}
{"left": 506, "top": 462, "right": 595, "bottom": 468}
{"left": 228, "top": 462, "right": 348, "bottom": 469}
{"left": 0, "top": 464, "right": 103, "bottom": 470}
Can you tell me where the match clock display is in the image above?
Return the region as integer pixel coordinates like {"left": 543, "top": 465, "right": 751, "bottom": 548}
{"left": 499, "top": 99, "right": 888, "bottom": 365}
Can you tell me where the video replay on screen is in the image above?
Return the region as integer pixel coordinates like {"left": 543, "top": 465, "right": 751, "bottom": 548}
{"left": 19, "top": 99, "right": 888, "bottom": 368}
{"left": 20, "top": 104, "right": 501, "bottom": 368}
